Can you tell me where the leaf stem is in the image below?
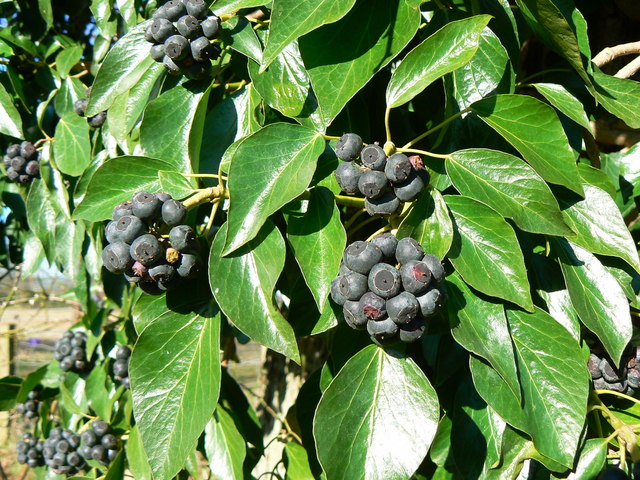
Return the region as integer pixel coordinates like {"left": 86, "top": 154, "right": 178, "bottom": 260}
{"left": 366, "top": 225, "right": 392, "bottom": 241}
{"left": 347, "top": 215, "right": 379, "bottom": 236}
{"left": 183, "top": 185, "right": 226, "bottom": 209}
{"left": 384, "top": 106, "right": 392, "bottom": 143}
{"left": 334, "top": 194, "right": 365, "bottom": 208}
{"left": 595, "top": 389, "right": 640, "bottom": 406}
{"left": 181, "top": 173, "right": 228, "bottom": 180}
{"left": 516, "top": 68, "right": 572, "bottom": 86}
{"left": 322, "top": 134, "right": 341, "bottom": 141}
{"left": 395, "top": 147, "right": 449, "bottom": 159}
{"left": 402, "top": 108, "right": 471, "bottom": 148}
{"left": 344, "top": 209, "right": 367, "bottom": 230}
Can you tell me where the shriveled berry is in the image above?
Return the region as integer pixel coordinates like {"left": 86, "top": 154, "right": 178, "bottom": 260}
{"left": 358, "top": 292, "right": 386, "bottom": 321}
{"left": 88, "top": 111, "right": 107, "bottom": 128}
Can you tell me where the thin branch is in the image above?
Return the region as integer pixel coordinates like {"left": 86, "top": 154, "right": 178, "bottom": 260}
{"left": 615, "top": 56, "right": 640, "bottom": 79}
{"left": 593, "top": 41, "right": 640, "bottom": 67}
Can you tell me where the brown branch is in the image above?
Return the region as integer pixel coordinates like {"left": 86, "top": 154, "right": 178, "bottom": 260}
{"left": 593, "top": 41, "right": 640, "bottom": 67}
{"left": 592, "top": 120, "right": 640, "bottom": 148}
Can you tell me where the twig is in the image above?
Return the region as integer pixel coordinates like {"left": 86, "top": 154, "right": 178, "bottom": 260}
{"left": 593, "top": 41, "right": 640, "bottom": 67}
{"left": 615, "top": 56, "right": 640, "bottom": 79}
{"left": 592, "top": 120, "right": 640, "bottom": 147}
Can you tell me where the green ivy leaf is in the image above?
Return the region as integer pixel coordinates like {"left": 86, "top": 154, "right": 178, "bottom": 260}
{"left": 210, "top": 222, "right": 300, "bottom": 362}
{"left": 108, "top": 62, "right": 164, "bottom": 144}
{"left": 284, "top": 442, "right": 315, "bottom": 480}
{"left": 204, "top": 406, "right": 246, "bottom": 480}
{"left": 451, "top": 27, "right": 515, "bottom": 110}
{"left": 140, "top": 81, "right": 211, "bottom": 173}
{"left": 553, "top": 238, "right": 632, "bottom": 365}
{"left": 506, "top": 307, "right": 589, "bottom": 467}
{"left": 158, "top": 171, "right": 197, "bottom": 200}
{"left": 446, "top": 272, "right": 520, "bottom": 401}
{"left": 553, "top": 439, "right": 606, "bottom": 480}
{"left": 531, "top": 83, "right": 593, "bottom": 133}
{"left": 593, "top": 69, "right": 640, "bottom": 129}
{"left": 387, "top": 15, "right": 492, "bottom": 108}
{"left": 126, "top": 426, "right": 152, "bottom": 480}
{"left": 559, "top": 184, "right": 640, "bottom": 272}
{"left": 451, "top": 377, "right": 506, "bottom": 477}
{"left": 285, "top": 187, "right": 346, "bottom": 311}
{"left": 447, "top": 148, "right": 572, "bottom": 236}
{"left": 130, "top": 300, "right": 221, "bottom": 480}
{"left": 56, "top": 45, "right": 83, "bottom": 78}
{"left": 397, "top": 188, "right": 453, "bottom": 259}
{"left": 445, "top": 195, "right": 533, "bottom": 310}
{"left": 212, "top": 0, "right": 270, "bottom": 15}
{"left": 299, "top": 0, "right": 421, "bottom": 125}
{"left": 53, "top": 113, "right": 91, "bottom": 177}
{"left": 26, "top": 179, "right": 58, "bottom": 262}
{"left": 314, "top": 345, "right": 439, "bottom": 480}
{"left": 471, "top": 94, "right": 583, "bottom": 194}
{"left": 261, "top": 0, "right": 357, "bottom": 71}
{"left": 85, "top": 21, "right": 155, "bottom": 116}
{"left": 220, "top": 16, "right": 263, "bottom": 63}
{"left": 224, "top": 123, "right": 324, "bottom": 254}
{"left": 0, "top": 81, "right": 23, "bottom": 138}
{"left": 73, "top": 156, "right": 172, "bottom": 222}
{"left": 249, "top": 40, "right": 326, "bottom": 132}
{"left": 515, "top": 0, "right": 593, "bottom": 87}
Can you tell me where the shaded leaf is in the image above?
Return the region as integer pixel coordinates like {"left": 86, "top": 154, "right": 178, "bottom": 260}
{"left": 53, "top": 113, "right": 91, "bottom": 177}
{"left": 532, "top": 82, "right": 592, "bottom": 133}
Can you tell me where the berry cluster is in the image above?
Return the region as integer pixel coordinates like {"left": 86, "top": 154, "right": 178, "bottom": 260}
{"left": 103, "top": 191, "right": 201, "bottom": 294}
{"left": 334, "top": 133, "right": 428, "bottom": 216}
{"left": 43, "top": 428, "right": 85, "bottom": 475}
{"left": 3, "top": 141, "right": 40, "bottom": 184}
{"left": 16, "top": 433, "right": 45, "bottom": 468}
{"left": 15, "top": 387, "right": 42, "bottom": 421}
{"left": 145, "top": 0, "right": 222, "bottom": 79}
{"left": 588, "top": 347, "right": 640, "bottom": 394}
{"left": 331, "top": 234, "right": 444, "bottom": 345}
{"left": 54, "top": 330, "right": 92, "bottom": 374}
{"left": 79, "top": 420, "right": 119, "bottom": 466}
{"left": 113, "top": 345, "right": 131, "bottom": 389}
{"left": 74, "top": 87, "right": 107, "bottom": 128}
